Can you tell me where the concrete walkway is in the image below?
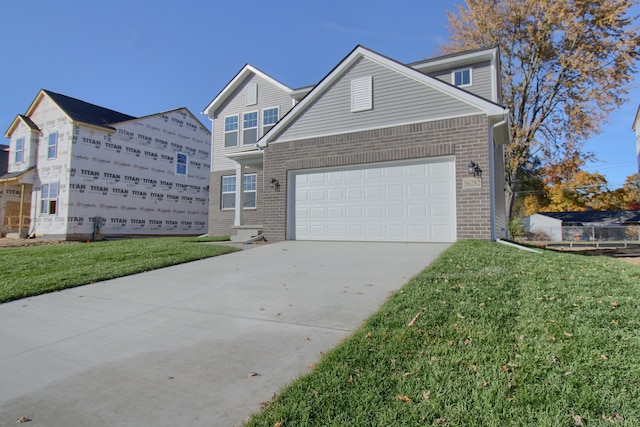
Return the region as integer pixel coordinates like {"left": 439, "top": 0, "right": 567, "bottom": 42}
{"left": 0, "top": 241, "right": 449, "bottom": 427}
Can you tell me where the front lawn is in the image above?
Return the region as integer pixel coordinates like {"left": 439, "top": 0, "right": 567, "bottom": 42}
{"left": 0, "top": 237, "right": 237, "bottom": 303}
{"left": 246, "top": 240, "right": 640, "bottom": 426}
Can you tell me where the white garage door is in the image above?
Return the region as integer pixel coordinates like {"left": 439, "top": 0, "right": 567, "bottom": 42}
{"left": 289, "top": 157, "right": 456, "bottom": 242}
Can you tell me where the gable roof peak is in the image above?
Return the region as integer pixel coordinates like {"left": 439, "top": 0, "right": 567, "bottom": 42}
{"left": 202, "top": 64, "right": 296, "bottom": 117}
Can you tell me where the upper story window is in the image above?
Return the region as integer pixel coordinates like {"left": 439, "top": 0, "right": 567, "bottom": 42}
{"left": 41, "top": 182, "right": 59, "bottom": 215}
{"left": 453, "top": 68, "right": 472, "bottom": 87}
{"left": 262, "top": 107, "right": 279, "bottom": 134}
{"left": 15, "top": 138, "right": 24, "bottom": 163}
{"left": 176, "top": 152, "right": 187, "bottom": 176}
{"left": 224, "top": 115, "right": 239, "bottom": 148}
{"left": 351, "top": 76, "right": 373, "bottom": 112}
{"left": 47, "top": 132, "right": 58, "bottom": 159}
{"left": 243, "top": 112, "right": 258, "bottom": 145}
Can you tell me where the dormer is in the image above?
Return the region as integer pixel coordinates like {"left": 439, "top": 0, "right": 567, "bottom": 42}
{"left": 409, "top": 47, "right": 502, "bottom": 104}
{"left": 4, "top": 115, "right": 40, "bottom": 173}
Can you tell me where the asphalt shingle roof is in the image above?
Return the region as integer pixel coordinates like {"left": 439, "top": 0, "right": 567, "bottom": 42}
{"left": 43, "top": 90, "right": 136, "bottom": 128}
{"left": 539, "top": 210, "right": 640, "bottom": 225}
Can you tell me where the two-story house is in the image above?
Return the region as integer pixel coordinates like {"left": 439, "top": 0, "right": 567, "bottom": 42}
{"left": 203, "top": 45, "right": 510, "bottom": 243}
{"left": 1, "top": 90, "right": 211, "bottom": 240}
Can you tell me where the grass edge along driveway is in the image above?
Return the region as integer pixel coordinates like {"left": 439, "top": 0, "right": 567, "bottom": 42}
{"left": 0, "top": 237, "right": 237, "bottom": 304}
{"left": 245, "top": 240, "right": 640, "bottom": 427}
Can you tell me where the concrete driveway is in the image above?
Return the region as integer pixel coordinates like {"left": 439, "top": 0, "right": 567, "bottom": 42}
{"left": 0, "top": 241, "right": 449, "bottom": 427}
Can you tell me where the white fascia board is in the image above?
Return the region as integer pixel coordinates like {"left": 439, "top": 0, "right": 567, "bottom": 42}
{"left": 202, "top": 65, "right": 294, "bottom": 118}
{"left": 410, "top": 47, "right": 497, "bottom": 73}
{"left": 633, "top": 104, "right": 640, "bottom": 131}
{"left": 225, "top": 148, "right": 264, "bottom": 168}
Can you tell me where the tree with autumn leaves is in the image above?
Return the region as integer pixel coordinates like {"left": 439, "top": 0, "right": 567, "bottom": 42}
{"left": 517, "top": 155, "right": 640, "bottom": 215}
{"left": 440, "top": 0, "right": 640, "bottom": 219}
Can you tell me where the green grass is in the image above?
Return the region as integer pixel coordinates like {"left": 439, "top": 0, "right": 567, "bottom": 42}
{"left": 246, "top": 240, "right": 640, "bottom": 427}
{"left": 0, "top": 236, "right": 237, "bottom": 303}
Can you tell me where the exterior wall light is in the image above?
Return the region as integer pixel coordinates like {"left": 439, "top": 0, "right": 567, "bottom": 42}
{"left": 468, "top": 161, "right": 482, "bottom": 177}
{"left": 270, "top": 178, "right": 280, "bottom": 191}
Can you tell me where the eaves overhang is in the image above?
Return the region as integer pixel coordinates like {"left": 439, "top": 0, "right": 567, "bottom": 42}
{"left": 225, "top": 149, "right": 264, "bottom": 169}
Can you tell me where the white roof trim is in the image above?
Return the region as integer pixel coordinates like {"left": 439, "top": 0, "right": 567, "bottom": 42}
{"left": 410, "top": 48, "right": 498, "bottom": 72}
{"left": 225, "top": 149, "right": 264, "bottom": 168}
{"left": 202, "top": 65, "right": 294, "bottom": 118}
{"left": 260, "top": 46, "right": 508, "bottom": 147}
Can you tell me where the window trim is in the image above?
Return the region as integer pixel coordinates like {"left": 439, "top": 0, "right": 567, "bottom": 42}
{"left": 40, "top": 182, "right": 59, "bottom": 215}
{"left": 47, "top": 132, "right": 58, "bottom": 159}
{"left": 453, "top": 68, "right": 472, "bottom": 87}
{"left": 224, "top": 115, "right": 239, "bottom": 148}
{"left": 262, "top": 106, "right": 279, "bottom": 135}
{"left": 242, "top": 111, "right": 259, "bottom": 146}
{"left": 221, "top": 173, "right": 258, "bottom": 210}
{"left": 15, "top": 137, "right": 24, "bottom": 163}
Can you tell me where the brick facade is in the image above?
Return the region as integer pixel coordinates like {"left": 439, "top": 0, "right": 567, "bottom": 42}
{"left": 262, "top": 114, "right": 493, "bottom": 242}
{"left": 208, "top": 168, "right": 263, "bottom": 237}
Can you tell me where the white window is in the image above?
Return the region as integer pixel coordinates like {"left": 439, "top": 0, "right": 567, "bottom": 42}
{"left": 41, "top": 182, "right": 59, "bottom": 215}
{"left": 221, "top": 173, "right": 257, "bottom": 209}
{"left": 224, "top": 115, "right": 239, "bottom": 147}
{"left": 243, "top": 111, "right": 258, "bottom": 145}
{"left": 47, "top": 132, "right": 58, "bottom": 159}
{"left": 15, "top": 138, "right": 24, "bottom": 163}
{"left": 262, "top": 107, "right": 279, "bottom": 134}
{"left": 176, "top": 152, "right": 187, "bottom": 176}
{"left": 351, "top": 76, "right": 373, "bottom": 112}
{"left": 453, "top": 68, "right": 472, "bottom": 87}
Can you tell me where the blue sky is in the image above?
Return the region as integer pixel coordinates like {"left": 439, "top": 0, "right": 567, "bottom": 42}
{"left": 1, "top": 0, "right": 637, "bottom": 188}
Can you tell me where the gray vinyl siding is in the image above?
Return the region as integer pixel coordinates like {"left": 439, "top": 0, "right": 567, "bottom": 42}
{"left": 275, "top": 57, "right": 483, "bottom": 143}
{"left": 492, "top": 141, "right": 507, "bottom": 238}
{"left": 212, "top": 74, "right": 294, "bottom": 172}
{"left": 425, "top": 60, "right": 494, "bottom": 102}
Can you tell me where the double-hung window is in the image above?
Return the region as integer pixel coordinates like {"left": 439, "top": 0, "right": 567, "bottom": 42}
{"left": 453, "top": 68, "right": 472, "bottom": 87}
{"left": 176, "top": 152, "right": 187, "bottom": 175}
{"left": 221, "top": 173, "right": 257, "bottom": 209}
{"left": 47, "top": 132, "right": 58, "bottom": 159}
{"left": 41, "top": 182, "right": 59, "bottom": 215}
{"left": 243, "top": 112, "right": 258, "bottom": 145}
{"left": 224, "top": 115, "right": 239, "bottom": 147}
{"left": 262, "top": 107, "right": 279, "bottom": 134}
{"left": 15, "top": 138, "right": 24, "bottom": 163}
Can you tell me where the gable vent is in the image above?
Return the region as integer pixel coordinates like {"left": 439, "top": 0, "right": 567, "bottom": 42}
{"left": 246, "top": 83, "right": 258, "bottom": 106}
{"left": 351, "top": 76, "right": 372, "bottom": 112}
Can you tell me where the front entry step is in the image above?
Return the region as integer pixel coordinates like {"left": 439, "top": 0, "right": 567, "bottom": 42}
{"left": 231, "top": 225, "right": 263, "bottom": 242}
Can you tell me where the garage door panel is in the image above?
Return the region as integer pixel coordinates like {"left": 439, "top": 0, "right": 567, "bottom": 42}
{"left": 387, "top": 185, "right": 404, "bottom": 198}
{"left": 430, "top": 181, "right": 453, "bottom": 197}
{"left": 327, "top": 207, "right": 344, "bottom": 218}
{"left": 347, "top": 207, "right": 362, "bottom": 218}
{"left": 366, "top": 168, "right": 382, "bottom": 179}
{"left": 408, "top": 204, "right": 427, "bottom": 217}
{"left": 291, "top": 157, "right": 456, "bottom": 242}
{"left": 346, "top": 188, "right": 362, "bottom": 200}
{"left": 407, "top": 183, "right": 427, "bottom": 197}
{"left": 366, "top": 186, "right": 383, "bottom": 198}
{"left": 386, "top": 205, "right": 404, "bottom": 217}
{"left": 328, "top": 188, "right": 344, "bottom": 200}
